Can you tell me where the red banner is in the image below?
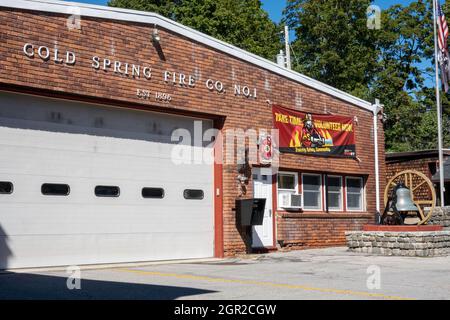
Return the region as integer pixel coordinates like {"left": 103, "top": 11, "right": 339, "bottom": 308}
{"left": 272, "top": 105, "right": 356, "bottom": 157}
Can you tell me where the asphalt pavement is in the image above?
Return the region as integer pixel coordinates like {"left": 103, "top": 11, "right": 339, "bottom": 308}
{"left": 1, "top": 247, "right": 449, "bottom": 300}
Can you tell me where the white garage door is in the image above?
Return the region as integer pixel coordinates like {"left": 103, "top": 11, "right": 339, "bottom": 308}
{"left": 0, "top": 91, "right": 215, "bottom": 269}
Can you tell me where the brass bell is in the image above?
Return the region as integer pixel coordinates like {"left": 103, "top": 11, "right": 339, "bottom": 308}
{"left": 395, "top": 184, "right": 419, "bottom": 212}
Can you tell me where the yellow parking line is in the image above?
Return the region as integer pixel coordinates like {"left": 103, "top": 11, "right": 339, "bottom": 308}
{"left": 115, "top": 268, "right": 415, "bottom": 300}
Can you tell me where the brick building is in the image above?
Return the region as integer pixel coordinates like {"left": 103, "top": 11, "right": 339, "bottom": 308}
{"left": 0, "top": 0, "right": 385, "bottom": 269}
{"left": 386, "top": 149, "right": 450, "bottom": 205}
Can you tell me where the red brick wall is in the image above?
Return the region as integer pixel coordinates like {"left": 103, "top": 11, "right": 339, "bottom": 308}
{"left": 0, "top": 8, "right": 386, "bottom": 255}
{"left": 277, "top": 213, "right": 372, "bottom": 248}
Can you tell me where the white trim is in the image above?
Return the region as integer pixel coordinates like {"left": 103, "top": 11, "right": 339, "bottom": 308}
{"left": 277, "top": 171, "right": 298, "bottom": 192}
{"left": 301, "top": 173, "right": 323, "bottom": 211}
{"left": 345, "top": 176, "right": 365, "bottom": 212}
{"left": 326, "top": 175, "right": 343, "bottom": 212}
{"left": 276, "top": 171, "right": 298, "bottom": 210}
{"left": 252, "top": 167, "right": 275, "bottom": 248}
{"left": 0, "top": 0, "right": 375, "bottom": 113}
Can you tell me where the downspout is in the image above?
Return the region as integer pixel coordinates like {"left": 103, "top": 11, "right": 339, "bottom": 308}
{"left": 325, "top": 174, "right": 329, "bottom": 213}
{"left": 373, "top": 99, "right": 383, "bottom": 215}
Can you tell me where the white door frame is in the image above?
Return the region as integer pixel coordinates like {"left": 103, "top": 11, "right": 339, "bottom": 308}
{"left": 251, "top": 167, "right": 275, "bottom": 248}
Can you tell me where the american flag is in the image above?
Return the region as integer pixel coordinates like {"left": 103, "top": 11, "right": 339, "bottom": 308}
{"left": 437, "top": 1, "right": 448, "bottom": 52}
{"left": 436, "top": 0, "right": 450, "bottom": 92}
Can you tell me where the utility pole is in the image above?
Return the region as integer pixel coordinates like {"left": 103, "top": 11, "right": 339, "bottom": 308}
{"left": 284, "top": 25, "right": 291, "bottom": 70}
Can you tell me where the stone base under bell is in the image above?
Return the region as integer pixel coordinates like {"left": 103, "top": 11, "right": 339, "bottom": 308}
{"left": 346, "top": 227, "right": 450, "bottom": 257}
{"left": 362, "top": 225, "right": 443, "bottom": 232}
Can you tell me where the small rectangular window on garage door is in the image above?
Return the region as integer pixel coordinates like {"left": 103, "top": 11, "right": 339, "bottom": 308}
{"left": 41, "top": 183, "right": 70, "bottom": 196}
{"left": 142, "top": 188, "right": 165, "bottom": 199}
{"left": 0, "top": 181, "right": 13, "bottom": 194}
{"left": 95, "top": 186, "right": 120, "bottom": 197}
{"left": 184, "top": 189, "right": 204, "bottom": 200}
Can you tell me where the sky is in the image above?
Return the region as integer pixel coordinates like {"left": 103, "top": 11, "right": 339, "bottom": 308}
{"left": 69, "top": 1, "right": 417, "bottom": 24}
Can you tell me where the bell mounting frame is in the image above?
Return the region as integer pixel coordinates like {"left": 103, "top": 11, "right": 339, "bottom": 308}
{"left": 384, "top": 170, "right": 436, "bottom": 225}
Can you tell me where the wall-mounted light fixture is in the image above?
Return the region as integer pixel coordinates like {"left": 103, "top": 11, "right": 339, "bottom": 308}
{"left": 152, "top": 27, "right": 161, "bottom": 43}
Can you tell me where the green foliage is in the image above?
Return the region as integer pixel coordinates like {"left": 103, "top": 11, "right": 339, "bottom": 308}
{"left": 108, "top": 0, "right": 282, "bottom": 60}
{"left": 284, "top": 0, "right": 378, "bottom": 99}
{"left": 284, "top": 0, "right": 450, "bottom": 152}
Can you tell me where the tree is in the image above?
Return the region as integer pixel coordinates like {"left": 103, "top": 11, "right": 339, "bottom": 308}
{"left": 371, "top": 1, "right": 434, "bottom": 151}
{"left": 284, "top": 0, "right": 450, "bottom": 152}
{"left": 108, "top": 0, "right": 282, "bottom": 60}
{"left": 283, "top": 0, "right": 378, "bottom": 99}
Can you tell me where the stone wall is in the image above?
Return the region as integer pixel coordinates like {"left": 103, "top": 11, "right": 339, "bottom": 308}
{"left": 428, "top": 206, "right": 450, "bottom": 227}
{"left": 346, "top": 231, "right": 450, "bottom": 257}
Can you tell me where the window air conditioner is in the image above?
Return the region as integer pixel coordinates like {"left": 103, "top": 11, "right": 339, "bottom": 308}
{"left": 290, "top": 194, "right": 302, "bottom": 209}
{"left": 279, "top": 193, "right": 291, "bottom": 208}
{"left": 280, "top": 193, "right": 302, "bottom": 209}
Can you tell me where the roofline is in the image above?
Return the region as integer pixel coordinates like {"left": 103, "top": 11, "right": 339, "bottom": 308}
{"left": 386, "top": 149, "right": 450, "bottom": 160}
{"left": 0, "top": 0, "right": 376, "bottom": 113}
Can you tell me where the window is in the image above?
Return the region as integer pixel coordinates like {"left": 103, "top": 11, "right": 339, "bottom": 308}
{"left": 41, "top": 183, "right": 70, "bottom": 196}
{"left": 95, "top": 186, "right": 120, "bottom": 197}
{"left": 302, "top": 174, "right": 322, "bottom": 210}
{"left": 346, "top": 177, "right": 364, "bottom": 211}
{"left": 184, "top": 189, "right": 204, "bottom": 200}
{"left": 278, "top": 173, "right": 296, "bottom": 190}
{"left": 142, "top": 187, "right": 164, "bottom": 199}
{"left": 0, "top": 181, "right": 13, "bottom": 194}
{"left": 277, "top": 172, "right": 298, "bottom": 209}
{"left": 326, "top": 176, "right": 343, "bottom": 211}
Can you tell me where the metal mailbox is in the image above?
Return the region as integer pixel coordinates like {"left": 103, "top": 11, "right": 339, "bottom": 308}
{"left": 235, "top": 198, "right": 266, "bottom": 226}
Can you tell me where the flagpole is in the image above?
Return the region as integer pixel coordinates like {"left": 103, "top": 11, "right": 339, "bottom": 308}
{"left": 433, "top": 0, "right": 446, "bottom": 207}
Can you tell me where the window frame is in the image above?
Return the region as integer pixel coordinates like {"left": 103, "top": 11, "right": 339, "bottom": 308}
{"left": 41, "top": 183, "right": 70, "bottom": 196}
{"left": 183, "top": 189, "right": 204, "bottom": 200}
{"left": 345, "top": 176, "right": 365, "bottom": 212}
{"left": 326, "top": 175, "right": 343, "bottom": 212}
{"left": 94, "top": 185, "right": 120, "bottom": 198}
{"left": 0, "top": 181, "right": 13, "bottom": 195}
{"left": 141, "top": 187, "right": 165, "bottom": 199}
{"left": 276, "top": 171, "right": 299, "bottom": 210}
{"left": 301, "top": 173, "right": 323, "bottom": 211}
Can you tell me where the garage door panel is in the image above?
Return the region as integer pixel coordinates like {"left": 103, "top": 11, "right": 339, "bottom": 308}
{"left": 2, "top": 232, "right": 214, "bottom": 268}
{"left": 0, "top": 127, "right": 213, "bottom": 163}
{"left": 0, "top": 92, "right": 215, "bottom": 269}
{"left": 0, "top": 203, "right": 213, "bottom": 235}
{"left": 0, "top": 180, "right": 213, "bottom": 205}
{"left": 0, "top": 144, "right": 213, "bottom": 183}
{"left": 0, "top": 93, "right": 213, "bottom": 144}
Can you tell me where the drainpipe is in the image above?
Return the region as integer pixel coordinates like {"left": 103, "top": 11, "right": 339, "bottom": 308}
{"left": 373, "top": 99, "right": 383, "bottom": 215}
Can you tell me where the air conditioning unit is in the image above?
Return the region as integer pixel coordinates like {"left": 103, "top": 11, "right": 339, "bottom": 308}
{"left": 279, "top": 193, "right": 302, "bottom": 209}
{"left": 290, "top": 194, "right": 302, "bottom": 208}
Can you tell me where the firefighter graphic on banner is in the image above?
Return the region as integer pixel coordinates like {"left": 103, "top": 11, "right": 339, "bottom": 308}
{"left": 272, "top": 105, "right": 356, "bottom": 157}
